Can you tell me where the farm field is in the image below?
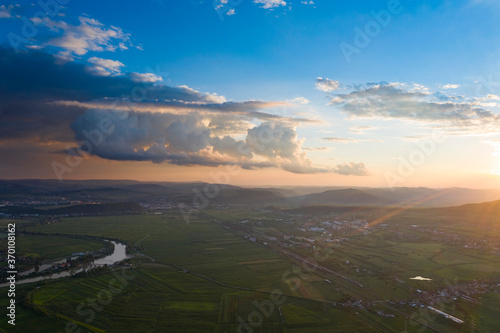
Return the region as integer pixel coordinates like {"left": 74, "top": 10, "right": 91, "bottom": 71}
{"left": 1, "top": 207, "right": 500, "bottom": 332}
{"left": 0, "top": 231, "right": 107, "bottom": 273}
{"left": 12, "top": 234, "right": 106, "bottom": 260}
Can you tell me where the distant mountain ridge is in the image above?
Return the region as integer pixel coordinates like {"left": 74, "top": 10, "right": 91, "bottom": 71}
{"left": 293, "top": 187, "right": 500, "bottom": 207}
{"left": 0, "top": 180, "right": 499, "bottom": 207}
{"left": 297, "top": 188, "right": 394, "bottom": 206}
{"left": 0, "top": 179, "right": 282, "bottom": 205}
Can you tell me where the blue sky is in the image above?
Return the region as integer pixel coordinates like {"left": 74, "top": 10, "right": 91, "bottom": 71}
{"left": 1, "top": 0, "right": 500, "bottom": 187}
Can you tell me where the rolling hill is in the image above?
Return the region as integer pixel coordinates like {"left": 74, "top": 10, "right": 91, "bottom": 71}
{"left": 297, "top": 188, "right": 394, "bottom": 206}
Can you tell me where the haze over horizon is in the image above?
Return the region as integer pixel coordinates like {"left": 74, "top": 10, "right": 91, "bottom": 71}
{"left": 1, "top": 0, "right": 500, "bottom": 188}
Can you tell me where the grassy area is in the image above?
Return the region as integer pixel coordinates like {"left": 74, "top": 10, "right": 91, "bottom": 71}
{"left": 0, "top": 207, "right": 498, "bottom": 332}
{"left": 16, "top": 234, "right": 107, "bottom": 260}
{"left": 0, "top": 228, "right": 107, "bottom": 272}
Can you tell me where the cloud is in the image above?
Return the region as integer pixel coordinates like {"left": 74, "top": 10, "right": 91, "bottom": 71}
{"left": 216, "top": 0, "right": 286, "bottom": 14}
{"left": 208, "top": 114, "right": 252, "bottom": 135}
{"left": 332, "top": 162, "right": 369, "bottom": 176}
{"left": 212, "top": 135, "right": 252, "bottom": 158}
{"left": 245, "top": 122, "right": 326, "bottom": 174}
{"left": 0, "top": 48, "right": 350, "bottom": 175}
{"left": 51, "top": 99, "right": 306, "bottom": 123}
{"left": 301, "top": 1, "right": 315, "bottom": 4}
{"left": 128, "top": 72, "right": 163, "bottom": 83}
{"left": 0, "top": 4, "right": 15, "bottom": 18}
{"left": 0, "top": 48, "right": 284, "bottom": 143}
{"left": 244, "top": 122, "right": 368, "bottom": 175}
{"left": 71, "top": 110, "right": 212, "bottom": 162}
{"left": 442, "top": 84, "right": 460, "bottom": 89}
{"left": 323, "top": 136, "right": 383, "bottom": 144}
{"left": 325, "top": 81, "right": 500, "bottom": 134}
{"left": 214, "top": 0, "right": 229, "bottom": 10}
{"left": 484, "top": 139, "right": 500, "bottom": 157}
{"left": 87, "top": 57, "right": 125, "bottom": 76}
{"left": 290, "top": 97, "right": 310, "bottom": 104}
{"left": 0, "top": 48, "right": 223, "bottom": 103}
{"left": 323, "top": 137, "right": 359, "bottom": 143}
{"left": 315, "top": 77, "right": 341, "bottom": 92}
{"left": 175, "top": 85, "right": 227, "bottom": 103}
{"left": 349, "top": 125, "right": 376, "bottom": 134}
{"left": 69, "top": 111, "right": 334, "bottom": 173}
{"left": 253, "top": 0, "right": 287, "bottom": 9}
{"left": 402, "top": 135, "right": 425, "bottom": 142}
{"left": 30, "top": 16, "right": 134, "bottom": 57}
{"left": 302, "top": 146, "right": 331, "bottom": 151}
{"left": 246, "top": 122, "right": 304, "bottom": 160}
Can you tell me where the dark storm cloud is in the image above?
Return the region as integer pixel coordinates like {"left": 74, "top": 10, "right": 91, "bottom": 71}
{"left": 0, "top": 48, "right": 305, "bottom": 143}
{"left": 69, "top": 110, "right": 303, "bottom": 170}
{"left": 0, "top": 48, "right": 367, "bottom": 175}
{"left": 0, "top": 47, "right": 228, "bottom": 142}
{"left": 0, "top": 47, "right": 240, "bottom": 103}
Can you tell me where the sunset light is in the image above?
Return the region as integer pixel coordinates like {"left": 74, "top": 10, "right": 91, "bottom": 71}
{"left": 1, "top": 1, "right": 500, "bottom": 332}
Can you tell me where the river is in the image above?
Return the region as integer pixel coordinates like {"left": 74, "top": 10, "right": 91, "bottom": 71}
{"left": 0, "top": 240, "right": 130, "bottom": 287}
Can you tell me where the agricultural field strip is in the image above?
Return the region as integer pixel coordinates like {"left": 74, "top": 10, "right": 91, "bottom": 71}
{"left": 141, "top": 262, "right": 341, "bottom": 307}
{"left": 344, "top": 241, "right": 485, "bottom": 270}
{"left": 34, "top": 287, "right": 69, "bottom": 305}
{"left": 381, "top": 303, "right": 442, "bottom": 333}
{"left": 22, "top": 218, "right": 355, "bottom": 304}
{"left": 214, "top": 219, "right": 382, "bottom": 301}
{"left": 17, "top": 213, "right": 498, "bottom": 332}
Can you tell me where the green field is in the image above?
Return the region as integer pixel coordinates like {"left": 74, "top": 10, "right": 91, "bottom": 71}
{"left": 1, "top": 207, "right": 499, "bottom": 332}
{"left": 16, "top": 234, "right": 106, "bottom": 260}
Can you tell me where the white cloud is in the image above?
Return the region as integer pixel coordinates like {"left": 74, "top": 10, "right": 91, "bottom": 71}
{"left": 244, "top": 122, "right": 365, "bottom": 175}
{"left": 302, "top": 146, "right": 331, "bottom": 151}
{"left": 31, "top": 16, "right": 134, "bottom": 57}
{"left": 246, "top": 122, "right": 305, "bottom": 161}
{"left": 3, "top": 48, "right": 343, "bottom": 175}
{"left": 0, "top": 4, "right": 15, "bottom": 18}
{"left": 290, "top": 97, "right": 310, "bottom": 104}
{"left": 349, "top": 125, "right": 376, "bottom": 134}
{"left": 253, "top": 0, "right": 287, "bottom": 9}
{"left": 322, "top": 136, "right": 381, "bottom": 144}
{"left": 87, "top": 57, "right": 124, "bottom": 76}
{"left": 215, "top": 0, "right": 228, "bottom": 10}
{"left": 129, "top": 72, "right": 163, "bottom": 83}
{"left": 484, "top": 139, "right": 500, "bottom": 158}
{"left": 333, "top": 162, "right": 368, "bottom": 176}
{"left": 402, "top": 136, "right": 425, "bottom": 142}
{"left": 443, "top": 84, "right": 460, "bottom": 89}
{"left": 323, "top": 137, "right": 359, "bottom": 143}
{"left": 315, "top": 77, "right": 341, "bottom": 92}
{"left": 70, "top": 110, "right": 343, "bottom": 174}
{"left": 175, "top": 85, "right": 227, "bottom": 103}
{"left": 326, "top": 81, "right": 500, "bottom": 135}
{"left": 227, "top": 9, "right": 236, "bottom": 15}
{"left": 301, "top": 1, "right": 314, "bottom": 4}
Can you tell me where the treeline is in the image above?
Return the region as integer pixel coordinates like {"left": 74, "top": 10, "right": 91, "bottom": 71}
{"left": 1, "top": 202, "right": 143, "bottom": 216}
{"left": 19, "top": 231, "right": 125, "bottom": 244}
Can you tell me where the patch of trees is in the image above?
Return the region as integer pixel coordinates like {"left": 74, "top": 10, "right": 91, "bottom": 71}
{"left": 1, "top": 202, "right": 143, "bottom": 216}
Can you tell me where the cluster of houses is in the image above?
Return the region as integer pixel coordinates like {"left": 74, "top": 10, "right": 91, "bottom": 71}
{"left": 51, "top": 262, "right": 71, "bottom": 270}
{"left": 237, "top": 216, "right": 371, "bottom": 250}
{"left": 0, "top": 198, "right": 95, "bottom": 207}
{"left": 139, "top": 199, "right": 179, "bottom": 211}
{"left": 413, "top": 278, "right": 500, "bottom": 306}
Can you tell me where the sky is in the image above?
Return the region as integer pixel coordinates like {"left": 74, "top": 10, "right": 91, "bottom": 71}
{"left": 0, "top": 0, "right": 500, "bottom": 188}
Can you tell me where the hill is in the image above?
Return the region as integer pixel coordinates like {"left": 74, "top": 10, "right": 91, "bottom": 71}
{"left": 297, "top": 188, "right": 394, "bottom": 206}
